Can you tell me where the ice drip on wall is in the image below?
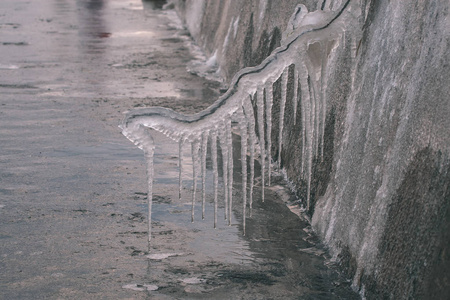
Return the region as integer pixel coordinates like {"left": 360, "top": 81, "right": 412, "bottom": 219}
{"left": 120, "top": 1, "right": 355, "bottom": 244}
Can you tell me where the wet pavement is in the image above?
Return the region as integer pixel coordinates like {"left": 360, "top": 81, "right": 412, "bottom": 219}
{"left": 0, "top": 0, "right": 359, "bottom": 299}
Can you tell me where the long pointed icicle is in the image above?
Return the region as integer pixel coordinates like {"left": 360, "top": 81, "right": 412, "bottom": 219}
{"left": 306, "top": 76, "right": 314, "bottom": 211}
{"left": 299, "top": 66, "right": 305, "bottom": 178}
{"left": 278, "top": 67, "right": 289, "bottom": 169}
{"left": 256, "top": 86, "right": 265, "bottom": 201}
{"left": 201, "top": 131, "right": 208, "bottom": 219}
{"left": 320, "top": 42, "right": 328, "bottom": 161}
{"left": 308, "top": 74, "right": 318, "bottom": 159}
{"left": 145, "top": 147, "right": 155, "bottom": 246}
{"left": 293, "top": 67, "right": 299, "bottom": 125}
{"left": 314, "top": 75, "right": 320, "bottom": 159}
{"left": 211, "top": 131, "right": 219, "bottom": 228}
{"left": 243, "top": 96, "right": 256, "bottom": 215}
{"left": 265, "top": 82, "right": 273, "bottom": 186}
{"left": 238, "top": 109, "right": 248, "bottom": 235}
{"left": 226, "top": 118, "right": 233, "bottom": 224}
{"left": 191, "top": 141, "right": 200, "bottom": 223}
{"left": 299, "top": 61, "right": 312, "bottom": 210}
{"left": 218, "top": 129, "right": 229, "bottom": 221}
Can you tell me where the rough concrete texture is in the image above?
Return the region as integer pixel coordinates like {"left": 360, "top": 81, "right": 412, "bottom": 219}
{"left": 174, "top": 0, "right": 450, "bottom": 298}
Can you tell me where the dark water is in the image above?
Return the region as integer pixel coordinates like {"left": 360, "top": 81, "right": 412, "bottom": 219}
{"left": 0, "top": 0, "right": 358, "bottom": 299}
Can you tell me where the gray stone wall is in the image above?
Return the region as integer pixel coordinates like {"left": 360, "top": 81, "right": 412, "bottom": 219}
{"left": 174, "top": 0, "right": 450, "bottom": 298}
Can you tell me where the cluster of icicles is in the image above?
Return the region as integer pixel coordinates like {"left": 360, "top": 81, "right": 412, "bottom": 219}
{"left": 120, "top": 1, "right": 353, "bottom": 243}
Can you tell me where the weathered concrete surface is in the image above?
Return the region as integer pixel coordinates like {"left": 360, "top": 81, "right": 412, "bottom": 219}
{"left": 175, "top": 0, "right": 450, "bottom": 299}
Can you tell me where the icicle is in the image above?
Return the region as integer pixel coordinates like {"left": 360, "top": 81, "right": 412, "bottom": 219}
{"left": 201, "top": 131, "right": 208, "bottom": 219}
{"left": 306, "top": 76, "right": 314, "bottom": 211}
{"left": 308, "top": 74, "right": 318, "bottom": 159}
{"left": 300, "top": 65, "right": 306, "bottom": 178}
{"left": 178, "top": 138, "right": 183, "bottom": 200}
{"left": 314, "top": 75, "right": 320, "bottom": 159}
{"left": 320, "top": 41, "right": 329, "bottom": 161}
{"left": 256, "top": 86, "right": 265, "bottom": 201}
{"left": 299, "top": 64, "right": 312, "bottom": 210}
{"left": 238, "top": 108, "right": 248, "bottom": 235}
{"left": 211, "top": 130, "right": 219, "bottom": 228}
{"left": 305, "top": 40, "right": 329, "bottom": 160}
{"left": 144, "top": 146, "right": 155, "bottom": 246}
{"left": 243, "top": 95, "right": 256, "bottom": 215}
{"left": 218, "top": 129, "right": 229, "bottom": 221}
{"left": 265, "top": 82, "right": 273, "bottom": 186}
{"left": 293, "top": 65, "right": 299, "bottom": 125}
{"left": 191, "top": 140, "right": 200, "bottom": 223}
{"left": 305, "top": 45, "right": 318, "bottom": 160}
{"left": 226, "top": 117, "right": 233, "bottom": 224}
{"left": 278, "top": 67, "right": 289, "bottom": 169}
{"left": 118, "top": 2, "right": 355, "bottom": 234}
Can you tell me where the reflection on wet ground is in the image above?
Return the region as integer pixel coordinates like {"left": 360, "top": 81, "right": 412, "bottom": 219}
{"left": 0, "top": 0, "right": 359, "bottom": 299}
{"left": 141, "top": 133, "right": 358, "bottom": 299}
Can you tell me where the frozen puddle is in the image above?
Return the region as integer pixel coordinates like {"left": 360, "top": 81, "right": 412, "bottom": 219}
{"left": 122, "top": 283, "right": 158, "bottom": 291}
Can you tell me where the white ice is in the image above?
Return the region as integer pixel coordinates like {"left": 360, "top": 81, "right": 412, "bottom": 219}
{"left": 120, "top": 1, "right": 354, "bottom": 244}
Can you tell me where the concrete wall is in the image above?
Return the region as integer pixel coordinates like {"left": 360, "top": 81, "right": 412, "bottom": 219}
{"left": 174, "top": 0, "right": 450, "bottom": 298}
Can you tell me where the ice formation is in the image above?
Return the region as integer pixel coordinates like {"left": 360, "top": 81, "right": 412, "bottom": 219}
{"left": 120, "top": 1, "right": 353, "bottom": 243}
